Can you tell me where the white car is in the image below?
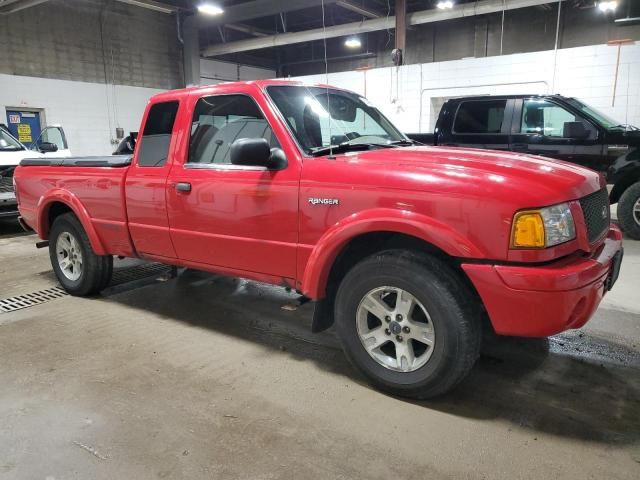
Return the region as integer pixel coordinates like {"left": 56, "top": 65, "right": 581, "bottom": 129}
{"left": 0, "top": 125, "right": 70, "bottom": 218}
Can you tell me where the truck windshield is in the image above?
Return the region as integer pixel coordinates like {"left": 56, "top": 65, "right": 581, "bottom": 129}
{"left": 0, "top": 128, "right": 24, "bottom": 152}
{"left": 564, "top": 98, "right": 630, "bottom": 130}
{"left": 266, "top": 85, "right": 406, "bottom": 155}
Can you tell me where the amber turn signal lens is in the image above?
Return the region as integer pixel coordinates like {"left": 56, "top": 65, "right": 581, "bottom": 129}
{"left": 511, "top": 211, "right": 545, "bottom": 248}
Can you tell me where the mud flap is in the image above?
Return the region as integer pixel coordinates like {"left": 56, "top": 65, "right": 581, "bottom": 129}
{"left": 311, "top": 298, "right": 334, "bottom": 333}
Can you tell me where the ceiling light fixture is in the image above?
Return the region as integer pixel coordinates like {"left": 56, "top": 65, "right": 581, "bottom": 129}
{"left": 437, "top": 1, "right": 454, "bottom": 9}
{"left": 345, "top": 37, "right": 362, "bottom": 49}
{"left": 197, "top": 3, "right": 224, "bottom": 15}
{"left": 597, "top": 1, "right": 618, "bottom": 12}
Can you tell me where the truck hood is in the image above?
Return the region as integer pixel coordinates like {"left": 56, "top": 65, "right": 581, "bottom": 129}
{"left": 0, "top": 149, "right": 43, "bottom": 167}
{"left": 607, "top": 128, "right": 640, "bottom": 146}
{"left": 336, "top": 145, "right": 604, "bottom": 205}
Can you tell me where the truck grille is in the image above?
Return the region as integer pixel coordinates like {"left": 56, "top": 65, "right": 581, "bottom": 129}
{"left": 579, "top": 188, "right": 610, "bottom": 243}
{"left": 0, "top": 177, "right": 13, "bottom": 194}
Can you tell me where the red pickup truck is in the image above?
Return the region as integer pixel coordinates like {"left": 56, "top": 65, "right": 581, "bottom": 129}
{"left": 14, "top": 80, "right": 623, "bottom": 398}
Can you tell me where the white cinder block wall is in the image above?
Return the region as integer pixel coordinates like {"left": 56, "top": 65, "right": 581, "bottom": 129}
{"left": 292, "top": 43, "right": 640, "bottom": 134}
{"left": 1, "top": 60, "right": 275, "bottom": 156}
{"left": 1, "top": 73, "right": 164, "bottom": 156}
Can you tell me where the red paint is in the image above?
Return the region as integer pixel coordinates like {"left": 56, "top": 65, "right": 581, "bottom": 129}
{"left": 14, "top": 80, "right": 624, "bottom": 338}
{"left": 462, "top": 227, "right": 622, "bottom": 336}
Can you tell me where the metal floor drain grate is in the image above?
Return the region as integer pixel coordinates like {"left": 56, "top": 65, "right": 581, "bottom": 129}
{"left": 0, "top": 287, "right": 68, "bottom": 313}
{"left": 0, "top": 263, "right": 172, "bottom": 314}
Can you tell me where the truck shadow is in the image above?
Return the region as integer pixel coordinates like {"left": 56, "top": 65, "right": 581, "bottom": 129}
{"left": 104, "top": 268, "right": 640, "bottom": 446}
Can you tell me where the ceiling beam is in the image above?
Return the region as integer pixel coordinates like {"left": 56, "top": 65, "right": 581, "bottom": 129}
{"left": 200, "top": 0, "right": 338, "bottom": 25}
{"left": 0, "top": 0, "right": 49, "bottom": 15}
{"left": 335, "top": 0, "right": 381, "bottom": 19}
{"left": 225, "top": 23, "right": 273, "bottom": 37}
{"left": 114, "top": 0, "right": 176, "bottom": 14}
{"left": 202, "top": 0, "right": 563, "bottom": 57}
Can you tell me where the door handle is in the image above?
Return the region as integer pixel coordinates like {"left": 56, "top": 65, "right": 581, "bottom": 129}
{"left": 175, "top": 182, "right": 191, "bottom": 192}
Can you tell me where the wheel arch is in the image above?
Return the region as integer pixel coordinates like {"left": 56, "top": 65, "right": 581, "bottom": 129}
{"left": 610, "top": 173, "right": 640, "bottom": 204}
{"left": 37, "top": 191, "right": 107, "bottom": 255}
{"left": 301, "top": 208, "right": 484, "bottom": 300}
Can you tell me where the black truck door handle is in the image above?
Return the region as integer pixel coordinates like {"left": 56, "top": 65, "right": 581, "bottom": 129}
{"left": 175, "top": 182, "right": 192, "bottom": 192}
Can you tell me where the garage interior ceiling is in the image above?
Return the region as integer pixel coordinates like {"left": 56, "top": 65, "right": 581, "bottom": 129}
{"left": 1, "top": 0, "right": 636, "bottom": 75}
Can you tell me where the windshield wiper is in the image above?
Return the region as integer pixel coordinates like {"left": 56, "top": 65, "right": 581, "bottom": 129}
{"left": 388, "top": 139, "right": 420, "bottom": 146}
{"left": 310, "top": 142, "right": 396, "bottom": 157}
{"left": 611, "top": 124, "right": 639, "bottom": 131}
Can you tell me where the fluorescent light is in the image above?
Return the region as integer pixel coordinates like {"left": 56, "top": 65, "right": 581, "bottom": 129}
{"left": 345, "top": 37, "right": 362, "bottom": 48}
{"left": 437, "top": 1, "right": 454, "bottom": 9}
{"left": 197, "top": 3, "right": 223, "bottom": 15}
{"left": 598, "top": 1, "right": 618, "bottom": 12}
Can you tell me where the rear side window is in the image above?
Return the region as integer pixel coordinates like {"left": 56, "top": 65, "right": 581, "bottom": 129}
{"left": 188, "top": 95, "right": 279, "bottom": 165}
{"left": 453, "top": 100, "right": 507, "bottom": 134}
{"left": 137, "top": 101, "right": 179, "bottom": 167}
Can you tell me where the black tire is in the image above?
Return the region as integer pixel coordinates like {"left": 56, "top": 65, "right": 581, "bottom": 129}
{"left": 49, "top": 213, "right": 113, "bottom": 296}
{"left": 334, "top": 250, "right": 481, "bottom": 399}
{"left": 617, "top": 181, "right": 640, "bottom": 240}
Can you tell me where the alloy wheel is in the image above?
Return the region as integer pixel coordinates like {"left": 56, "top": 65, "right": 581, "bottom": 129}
{"left": 356, "top": 286, "right": 435, "bottom": 372}
{"left": 56, "top": 232, "right": 83, "bottom": 281}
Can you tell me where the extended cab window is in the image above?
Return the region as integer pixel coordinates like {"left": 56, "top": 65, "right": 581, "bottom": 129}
{"left": 188, "top": 95, "right": 279, "bottom": 165}
{"left": 520, "top": 99, "right": 594, "bottom": 138}
{"left": 137, "top": 101, "right": 179, "bottom": 167}
{"left": 453, "top": 100, "right": 507, "bottom": 134}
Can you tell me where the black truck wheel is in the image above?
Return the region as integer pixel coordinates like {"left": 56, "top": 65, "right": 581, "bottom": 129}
{"left": 49, "top": 213, "right": 113, "bottom": 296}
{"left": 617, "top": 181, "right": 640, "bottom": 240}
{"left": 333, "top": 250, "right": 481, "bottom": 399}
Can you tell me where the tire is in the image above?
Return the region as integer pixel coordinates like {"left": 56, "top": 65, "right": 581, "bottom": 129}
{"left": 617, "top": 181, "right": 640, "bottom": 240}
{"left": 334, "top": 250, "right": 481, "bottom": 399}
{"left": 49, "top": 213, "right": 113, "bottom": 296}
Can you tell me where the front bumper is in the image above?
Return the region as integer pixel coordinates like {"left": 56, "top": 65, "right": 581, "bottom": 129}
{"left": 462, "top": 226, "right": 624, "bottom": 337}
{"left": 0, "top": 190, "right": 18, "bottom": 218}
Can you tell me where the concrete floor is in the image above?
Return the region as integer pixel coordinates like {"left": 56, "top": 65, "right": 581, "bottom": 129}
{"left": 0, "top": 218, "right": 639, "bottom": 480}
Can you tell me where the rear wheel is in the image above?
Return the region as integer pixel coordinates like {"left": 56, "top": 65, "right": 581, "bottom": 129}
{"left": 334, "top": 250, "right": 481, "bottom": 399}
{"left": 617, "top": 181, "right": 640, "bottom": 240}
{"left": 49, "top": 213, "right": 113, "bottom": 296}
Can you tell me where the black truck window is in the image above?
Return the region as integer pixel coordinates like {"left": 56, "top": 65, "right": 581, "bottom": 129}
{"left": 520, "top": 99, "right": 578, "bottom": 137}
{"left": 453, "top": 100, "right": 507, "bottom": 134}
{"left": 137, "top": 101, "right": 179, "bottom": 167}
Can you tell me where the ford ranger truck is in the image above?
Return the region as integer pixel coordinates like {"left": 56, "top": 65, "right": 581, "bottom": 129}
{"left": 14, "top": 81, "right": 624, "bottom": 398}
{"left": 407, "top": 95, "right": 640, "bottom": 239}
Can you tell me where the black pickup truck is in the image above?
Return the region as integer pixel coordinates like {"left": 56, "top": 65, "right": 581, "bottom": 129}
{"left": 407, "top": 95, "right": 640, "bottom": 239}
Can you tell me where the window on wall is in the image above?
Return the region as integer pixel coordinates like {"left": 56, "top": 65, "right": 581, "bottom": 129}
{"left": 137, "top": 101, "right": 179, "bottom": 167}
{"left": 188, "top": 95, "right": 279, "bottom": 165}
{"left": 520, "top": 99, "right": 586, "bottom": 137}
{"left": 453, "top": 100, "right": 507, "bottom": 134}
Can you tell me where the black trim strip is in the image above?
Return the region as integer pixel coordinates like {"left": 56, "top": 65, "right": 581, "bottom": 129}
{"left": 20, "top": 155, "right": 132, "bottom": 168}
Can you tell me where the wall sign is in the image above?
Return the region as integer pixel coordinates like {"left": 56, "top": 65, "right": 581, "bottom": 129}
{"left": 17, "top": 124, "right": 32, "bottom": 143}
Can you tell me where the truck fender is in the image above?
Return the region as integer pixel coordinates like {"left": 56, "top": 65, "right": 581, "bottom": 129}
{"left": 301, "top": 208, "right": 484, "bottom": 299}
{"left": 37, "top": 189, "right": 107, "bottom": 255}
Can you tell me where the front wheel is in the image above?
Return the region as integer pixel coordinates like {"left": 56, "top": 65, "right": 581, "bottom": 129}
{"left": 334, "top": 251, "right": 481, "bottom": 399}
{"left": 617, "top": 181, "right": 640, "bottom": 240}
{"left": 49, "top": 213, "right": 113, "bottom": 296}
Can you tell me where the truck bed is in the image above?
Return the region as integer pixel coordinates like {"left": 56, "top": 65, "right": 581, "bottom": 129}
{"left": 15, "top": 155, "right": 135, "bottom": 257}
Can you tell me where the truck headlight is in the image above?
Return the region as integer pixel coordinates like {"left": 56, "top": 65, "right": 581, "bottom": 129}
{"left": 511, "top": 203, "right": 575, "bottom": 248}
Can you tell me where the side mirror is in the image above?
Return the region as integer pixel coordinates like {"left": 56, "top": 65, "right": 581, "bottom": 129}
{"left": 230, "top": 138, "right": 287, "bottom": 170}
{"left": 38, "top": 141, "right": 59, "bottom": 153}
{"left": 563, "top": 121, "right": 589, "bottom": 139}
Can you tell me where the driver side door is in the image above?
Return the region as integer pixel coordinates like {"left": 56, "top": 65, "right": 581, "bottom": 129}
{"left": 510, "top": 98, "right": 603, "bottom": 170}
{"left": 34, "top": 126, "right": 71, "bottom": 157}
{"left": 166, "top": 92, "right": 300, "bottom": 281}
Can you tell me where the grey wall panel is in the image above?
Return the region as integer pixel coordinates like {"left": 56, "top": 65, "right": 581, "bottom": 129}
{"left": 0, "top": 0, "right": 182, "bottom": 89}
